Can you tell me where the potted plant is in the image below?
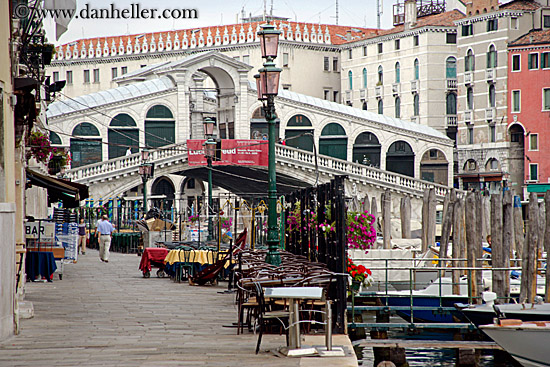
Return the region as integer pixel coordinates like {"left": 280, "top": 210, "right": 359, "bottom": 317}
{"left": 347, "top": 209, "right": 376, "bottom": 251}
{"left": 26, "top": 130, "right": 52, "bottom": 163}
{"left": 48, "top": 148, "right": 71, "bottom": 175}
{"left": 347, "top": 257, "right": 372, "bottom": 294}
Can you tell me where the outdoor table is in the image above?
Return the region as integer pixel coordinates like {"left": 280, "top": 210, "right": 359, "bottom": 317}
{"left": 165, "top": 249, "right": 222, "bottom": 276}
{"left": 139, "top": 247, "right": 169, "bottom": 274}
{"left": 25, "top": 251, "right": 57, "bottom": 282}
{"left": 264, "top": 287, "right": 323, "bottom": 350}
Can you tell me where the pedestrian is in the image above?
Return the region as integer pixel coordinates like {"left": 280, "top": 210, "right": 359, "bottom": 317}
{"left": 125, "top": 147, "right": 132, "bottom": 156}
{"left": 78, "top": 218, "right": 87, "bottom": 255}
{"left": 97, "top": 215, "right": 115, "bottom": 263}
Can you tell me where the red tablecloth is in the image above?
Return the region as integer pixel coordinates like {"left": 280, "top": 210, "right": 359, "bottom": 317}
{"left": 139, "top": 248, "right": 169, "bottom": 273}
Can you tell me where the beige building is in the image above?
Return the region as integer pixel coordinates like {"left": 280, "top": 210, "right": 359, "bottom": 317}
{"left": 340, "top": 6, "right": 464, "bottom": 139}
{"left": 0, "top": 0, "right": 17, "bottom": 341}
{"left": 455, "top": 0, "right": 548, "bottom": 194}
{"left": 47, "top": 21, "right": 379, "bottom": 102}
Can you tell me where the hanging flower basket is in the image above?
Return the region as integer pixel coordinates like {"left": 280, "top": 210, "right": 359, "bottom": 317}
{"left": 27, "top": 130, "right": 52, "bottom": 163}
{"left": 346, "top": 209, "right": 376, "bottom": 251}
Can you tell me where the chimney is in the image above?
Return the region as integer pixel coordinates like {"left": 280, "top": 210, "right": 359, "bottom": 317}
{"left": 404, "top": 0, "right": 417, "bottom": 30}
{"left": 346, "top": 30, "right": 352, "bottom": 41}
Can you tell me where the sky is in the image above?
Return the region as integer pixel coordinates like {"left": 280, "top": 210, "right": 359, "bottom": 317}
{"left": 43, "top": 0, "right": 395, "bottom": 45}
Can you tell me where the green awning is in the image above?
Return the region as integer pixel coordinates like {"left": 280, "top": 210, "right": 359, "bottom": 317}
{"left": 26, "top": 169, "right": 89, "bottom": 208}
{"left": 527, "top": 184, "right": 550, "bottom": 193}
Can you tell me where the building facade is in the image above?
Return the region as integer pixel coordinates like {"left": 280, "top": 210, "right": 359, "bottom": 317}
{"left": 340, "top": 7, "right": 464, "bottom": 139}
{"left": 507, "top": 28, "right": 550, "bottom": 196}
{"left": 455, "top": 0, "right": 548, "bottom": 195}
{"left": 47, "top": 21, "right": 379, "bottom": 102}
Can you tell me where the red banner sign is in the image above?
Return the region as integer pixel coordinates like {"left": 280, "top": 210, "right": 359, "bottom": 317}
{"left": 187, "top": 139, "right": 268, "bottom": 167}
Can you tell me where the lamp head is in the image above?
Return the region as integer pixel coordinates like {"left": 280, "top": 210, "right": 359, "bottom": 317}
{"left": 258, "top": 22, "right": 281, "bottom": 59}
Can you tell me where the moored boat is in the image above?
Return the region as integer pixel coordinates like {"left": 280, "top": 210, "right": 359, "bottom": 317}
{"left": 480, "top": 319, "right": 550, "bottom": 367}
{"left": 458, "top": 292, "right": 550, "bottom": 327}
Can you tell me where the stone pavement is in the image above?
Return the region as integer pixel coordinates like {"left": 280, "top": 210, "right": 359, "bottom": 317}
{"left": 0, "top": 249, "right": 358, "bottom": 367}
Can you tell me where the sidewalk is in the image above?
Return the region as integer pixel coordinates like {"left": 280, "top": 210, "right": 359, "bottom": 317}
{"left": 0, "top": 249, "right": 358, "bottom": 367}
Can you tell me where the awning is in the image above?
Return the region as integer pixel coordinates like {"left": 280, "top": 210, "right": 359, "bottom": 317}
{"left": 527, "top": 183, "right": 550, "bottom": 193}
{"left": 26, "top": 169, "right": 89, "bottom": 208}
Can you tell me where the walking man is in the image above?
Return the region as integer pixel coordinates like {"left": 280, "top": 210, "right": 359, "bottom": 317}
{"left": 97, "top": 215, "right": 115, "bottom": 262}
{"left": 78, "top": 218, "right": 87, "bottom": 255}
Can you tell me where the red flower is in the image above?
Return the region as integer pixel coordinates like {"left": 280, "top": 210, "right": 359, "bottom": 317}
{"left": 358, "top": 265, "right": 366, "bottom": 273}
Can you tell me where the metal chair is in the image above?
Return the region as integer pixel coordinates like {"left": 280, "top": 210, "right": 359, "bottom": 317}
{"left": 254, "top": 282, "right": 290, "bottom": 354}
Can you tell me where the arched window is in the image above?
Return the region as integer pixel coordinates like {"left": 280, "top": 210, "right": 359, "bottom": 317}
{"left": 395, "top": 62, "right": 400, "bottom": 83}
{"left": 362, "top": 101, "right": 367, "bottom": 110}
{"left": 108, "top": 113, "right": 138, "bottom": 159}
{"left": 378, "top": 99, "right": 384, "bottom": 114}
{"left": 49, "top": 131, "right": 62, "bottom": 145}
{"left": 413, "top": 94, "right": 420, "bottom": 116}
{"left": 362, "top": 68, "right": 367, "bottom": 89}
{"left": 145, "top": 105, "right": 175, "bottom": 148}
{"left": 285, "top": 114, "right": 314, "bottom": 152}
{"left": 467, "top": 87, "right": 474, "bottom": 110}
{"left": 446, "top": 57, "right": 457, "bottom": 78}
{"left": 377, "top": 65, "right": 383, "bottom": 84}
{"left": 465, "top": 49, "right": 475, "bottom": 72}
{"left": 348, "top": 70, "right": 353, "bottom": 90}
{"left": 71, "top": 123, "right": 102, "bottom": 168}
{"left": 446, "top": 93, "right": 457, "bottom": 115}
{"left": 414, "top": 58, "right": 419, "bottom": 80}
{"left": 319, "top": 123, "right": 347, "bottom": 160}
{"left": 395, "top": 96, "right": 401, "bottom": 118}
{"left": 353, "top": 132, "right": 381, "bottom": 168}
{"left": 487, "top": 45, "right": 497, "bottom": 68}
{"left": 489, "top": 84, "right": 496, "bottom": 107}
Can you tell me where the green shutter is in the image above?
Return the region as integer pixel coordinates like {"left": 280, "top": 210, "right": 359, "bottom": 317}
{"left": 145, "top": 121, "right": 175, "bottom": 148}
{"left": 108, "top": 129, "right": 138, "bottom": 159}
{"left": 285, "top": 129, "right": 313, "bottom": 152}
{"left": 319, "top": 138, "right": 347, "bottom": 160}
{"left": 70, "top": 139, "right": 102, "bottom": 167}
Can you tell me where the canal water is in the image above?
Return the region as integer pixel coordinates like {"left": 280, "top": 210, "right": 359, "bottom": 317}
{"left": 352, "top": 316, "right": 520, "bottom": 366}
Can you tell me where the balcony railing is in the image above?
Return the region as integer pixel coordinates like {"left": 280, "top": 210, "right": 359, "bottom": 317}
{"left": 410, "top": 80, "right": 419, "bottom": 93}
{"left": 486, "top": 69, "right": 495, "bottom": 83}
{"left": 345, "top": 90, "right": 353, "bottom": 102}
{"left": 392, "top": 83, "right": 401, "bottom": 95}
{"left": 446, "top": 114, "right": 458, "bottom": 126}
{"left": 446, "top": 78, "right": 457, "bottom": 90}
{"left": 464, "top": 110, "right": 472, "bottom": 123}
{"left": 360, "top": 89, "right": 367, "bottom": 100}
{"left": 375, "top": 85, "right": 383, "bottom": 98}
{"left": 485, "top": 107, "right": 496, "bottom": 121}
{"left": 464, "top": 72, "right": 473, "bottom": 85}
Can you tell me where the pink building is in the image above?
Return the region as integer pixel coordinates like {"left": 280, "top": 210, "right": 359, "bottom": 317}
{"left": 508, "top": 29, "right": 550, "bottom": 196}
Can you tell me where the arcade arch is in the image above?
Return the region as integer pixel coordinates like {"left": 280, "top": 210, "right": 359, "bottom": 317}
{"left": 352, "top": 132, "right": 381, "bottom": 168}
{"left": 108, "top": 113, "right": 138, "bottom": 159}
{"left": 71, "top": 122, "right": 102, "bottom": 167}
{"left": 420, "top": 149, "right": 448, "bottom": 184}
{"left": 386, "top": 140, "right": 414, "bottom": 177}
{"left": 285, "top": 114, "right": 314, "bottom": 152}
{"left": 319, "top": 123, "right": 347, "bottom": 160}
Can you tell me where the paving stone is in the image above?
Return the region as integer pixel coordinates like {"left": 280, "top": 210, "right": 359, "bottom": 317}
{"left": 0, "top": 249, "right": 357, "bottom": 367}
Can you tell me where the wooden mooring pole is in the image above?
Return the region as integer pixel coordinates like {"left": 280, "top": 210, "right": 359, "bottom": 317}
{"left": 465, "top": 192, "right": 479, "bottom": 303}
{"left": 501, "top": 190, "right": 513, "bottom": 300}
{"left": 520, "top": 192, "right": 539, "bottom": 303}
{"left": 452, "top": 197, "right": 465, "bottom": 295}
{"left": 545, "top": 191, "right": 550, "bottom": 301}
{"left": 439, "top": 190, "right": 454, "bottom": 269}
{"left": 382, "top": 190, "right": 391, "bottom": 249}
{"left": 491, "top": 193, "right": 505, "bottom": 303}
{"left": 400, "top": 196, "right": 411, "bottom": 239}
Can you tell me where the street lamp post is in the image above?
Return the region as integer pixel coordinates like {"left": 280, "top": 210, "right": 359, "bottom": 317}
{"left": 203, "top": 117, "right": 216, "bottom": 242}
{"left": 138, "top": 149, "right": 153, "bottom": 217}
{"left": 256, "top": 23, "right": 282, "bottom": 266}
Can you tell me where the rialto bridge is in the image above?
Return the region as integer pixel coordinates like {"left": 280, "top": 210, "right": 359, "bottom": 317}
{"left": 46, "top": 51, "right": 454, "bottom": 222}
